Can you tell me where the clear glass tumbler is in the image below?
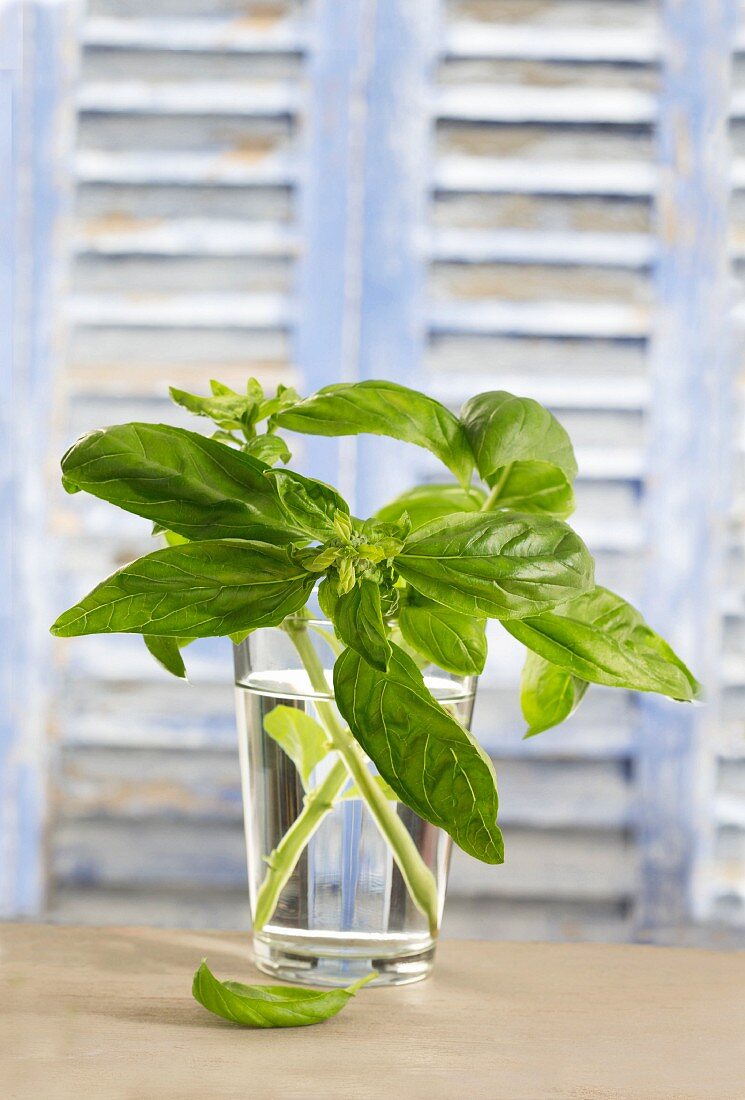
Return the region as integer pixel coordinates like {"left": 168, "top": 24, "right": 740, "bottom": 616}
{"left": 234, "top": 616, "right": 476, "bottom": 987}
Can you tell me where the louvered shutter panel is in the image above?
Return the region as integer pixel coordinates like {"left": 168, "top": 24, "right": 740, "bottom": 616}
{"left": 50, "top": 0, "right": 306, "bottom": 926}
{"left": 711, "top": 4, "right": 745, "bottom": 930}
{"left": 47, "top": 0, "right": 739, "bottom": 943}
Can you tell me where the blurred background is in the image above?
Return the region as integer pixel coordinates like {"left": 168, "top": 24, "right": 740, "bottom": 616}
{"left": 3, "top": 0, "right": 745, "bottom": 946}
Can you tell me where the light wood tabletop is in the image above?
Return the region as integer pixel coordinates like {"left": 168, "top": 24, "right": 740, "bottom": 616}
{"left": 1, "top": 923, "right": 743, "bottom": 1099}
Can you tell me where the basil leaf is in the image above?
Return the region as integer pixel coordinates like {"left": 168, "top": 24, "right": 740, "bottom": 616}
{"left": 375, "top": 483, "right": 486, "bottom": 531}
{"left": 192, "top": 960, "right": 375, "bottom": 1028}
{"left": 399, "top": 593, "right": 487, "bottom": 676}
{"left": 264, "top": 468, "right": 349, "bottom": 540}
{"left": 263, "top": 706, "right": 329, "bottom": 788}
{"left": 169, "top": 383, "right": 259, "bottom": 430}
{"left": 504, "top": 586, "right": 703, "bottom": 701}
{"left": 483, "top": 462, "right": 575, "bottom": 519}
{"left": 143, "top": 634, "right": 192, "bottom": 679}
{"left": 395, "top": 512, "right": 594, "bottom": 620}
{"left": 333, "top": 580, "right": 392, "bottom": 671}
{"left": 334, "top": 644, "right": 503, "bottom": 863}
{"left": 461, "top": 391, "right": 577, "bottom": 516}
{"left": 61, "top": 423, "right": 304, "bottom": 544}
{"left": 520, "top": 651, "right": 588, "bottom": 737}
{"left": 244, "top": 433, "right": 291, "bottom": 466}
{"left": 51, "top": 540, "right": 315, "bottom": 638}
{"left": 275, "top": 380, "right": 475, "bottom": 489}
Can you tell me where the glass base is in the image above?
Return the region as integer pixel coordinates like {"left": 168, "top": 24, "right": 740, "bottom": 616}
{"left": 252, "top": 931, "right": 437, "bottom": 987}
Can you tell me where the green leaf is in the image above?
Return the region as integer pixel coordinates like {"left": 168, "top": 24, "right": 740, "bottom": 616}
{"left": 461, "top": 391, "right": 577, "bottom": 516}
{"left": 263, "top": 706, "right": 329, "bottom": 788}
{"left": 342, "top": 774, "right": 398, "bottom": 801}
{"left": 192, "top": 960, "right": 375, "bottom": 1028}
{"left": 169, "top": 383, "right": 259, "bottom": 430}
{"left": 504, "top": 586, "right": 702, "bottom": 702}
{"left": 264, "top": 468, "right": 349, "bottom": 540}
{"left": 520, "top": 651, "right": 588, "bottom": 737}
{"left": 275, "top": 380, "right": 475, "bottom": 489}
{"left": 375, "top": 483, "right": 486, "bottom": 531}
{"left": 60, "top": 423, "right": 304, "bottom": 544}
{"left": 484, "top": 462, "right": 575, "bottom": 519}
{"left": 51, "top": 539, "right": 315, "bottom": 639}
{"left": 399, "top": 593, "right": 487, "bottom": 676}
{"left": 334, "top": 644, "right": 503, "bottom": 863}
{"left": 395, "top": 512, "right": 594, "bottom": 620}
{"left": 143, "top": 634, "right": 191, "bottom": 679}
{"left": 333, "top": 579, "right": 392, "bottom": 671}
{"left": 244, "top": 433, "right": 291, "bottom": 466}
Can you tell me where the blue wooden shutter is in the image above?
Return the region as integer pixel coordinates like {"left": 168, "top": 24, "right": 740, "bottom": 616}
{"left": 43, "top": 0, "right": 743, "bottom": 942}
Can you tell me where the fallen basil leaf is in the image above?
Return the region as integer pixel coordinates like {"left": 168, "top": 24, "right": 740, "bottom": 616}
{"left": 395, "top": 512, "right": 593, "bottom": 620}
{"left": 334, "top": 643, "right": 503, "bottom": 863}
{"left": 60, "top": 423, "right": 305, "bottom": 544}
{"left": 275, "top": 380, "right": 475, "bottom": 489}
{"left": 263, "top": 706, "right": 329, "bottom": 789}
{"left": 51, "top": 540, "right": 316, "bottom": 639}
{"left": 520, "top": 650, "right": 588, "bottom": 738}
{"left": 192, "top": 960, "right": 375, "bottom": 1028}
{"left": 505, "top": 586, "right": 702, "bottom": 701}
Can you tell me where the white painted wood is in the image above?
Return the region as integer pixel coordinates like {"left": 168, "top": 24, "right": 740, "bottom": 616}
{"left": 430, "top": 228, "right": 654, "bottom": 267}
{"left": 436, "top": 85, "right": 656, "bottom": 125}
{"left": 443, "top": 23, "right": 658, "bottom": 64}
{"left": 67, "top": 292, "right": 292, "bottom": 327}
{"left": 82, "top": 16, "right": 307, "bottom": 53}
{"left": 77, "top": 80, "right": 300, "bottom": 116}
{"left": 430, "top": 299, "right": 649, "bottom": 339}
{"left": 435, "top": 156, "right": 656, "bottom": 196}
{"left": 75, "top": 149, "right": 298, "bottom": 186}
{"left": 74, "top": 219, "right": 298, "bottom": 256}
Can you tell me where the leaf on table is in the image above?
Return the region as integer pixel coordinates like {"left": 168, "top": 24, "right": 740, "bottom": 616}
{"left": 192, "top": 960, "right": 376, "bottom": 1028}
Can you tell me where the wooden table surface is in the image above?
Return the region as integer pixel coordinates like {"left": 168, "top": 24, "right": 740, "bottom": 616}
{"left": 1, "top": 923, "right": 744, "bottom": 1099}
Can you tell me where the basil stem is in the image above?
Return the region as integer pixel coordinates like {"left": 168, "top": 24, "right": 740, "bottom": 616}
{"left": 253, "top": 755, "right": 348, "bottom": 930}
{"left": 282, "top": 616, "right": 440, "bottom": 936}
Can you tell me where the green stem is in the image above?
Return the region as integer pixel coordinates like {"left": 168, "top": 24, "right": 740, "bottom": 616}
{"left": 284, "top": 617, "right": 440, "bottom": 936}
{"left": 481, "top": 462, "right": 512, "bottom": 511}
{"left": 253, "top": 756, "right": 348, "bottom": 930}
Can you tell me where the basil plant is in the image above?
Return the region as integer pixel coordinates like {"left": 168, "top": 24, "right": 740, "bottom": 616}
{"left": 52, "top": 379, "right": 700, "bottom": 933}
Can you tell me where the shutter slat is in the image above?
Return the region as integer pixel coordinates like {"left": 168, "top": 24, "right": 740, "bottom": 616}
{"left": 435, "top": 156, "right": 655, "bottom": 196}
{"left": 82, "top": 16, "right": 307, "bottom": 53}
{"left": 431, "top": 228, "right": 654, "bottom": 267}
{"left": 436, "top": 85, "right": 656, "bottom": 125}
{"left": 68, "top": 292, "right": 292, "bottom": 327}
{"left": 75, "top": 219, "right": 298, "bottom": 256}
{"left": 77, "top": 81, "right": 300, "bottom": 116}
{"left": 76, "top": 149, "right": 298, "bottom": 186}
{"left": 443, "top": 23, "right": 658, "bottom": 64}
